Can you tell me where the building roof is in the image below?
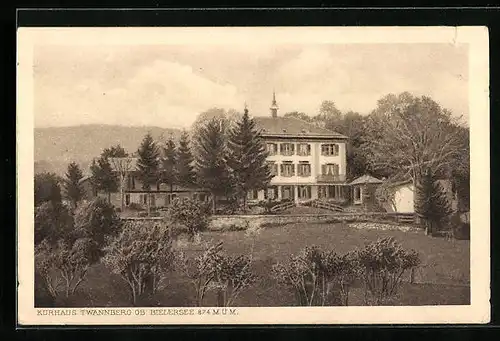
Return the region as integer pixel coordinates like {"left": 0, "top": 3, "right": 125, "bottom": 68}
{"left": 348, "top": 174, "right": 384, "bottom": 186}
{"left": 107, "top": 157, "right": 139, "bottom": 172}
{"left": 253, "top": 116, "right": 348, "bottom": 139}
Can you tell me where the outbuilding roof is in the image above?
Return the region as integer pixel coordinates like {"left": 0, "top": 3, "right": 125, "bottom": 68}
{"left": 348, "top": 174, "right": 384, "bottom": 186}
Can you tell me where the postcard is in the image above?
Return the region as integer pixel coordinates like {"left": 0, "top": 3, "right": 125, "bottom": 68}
{"left": 17, "top": 25, "right": 490, "bottom": 325}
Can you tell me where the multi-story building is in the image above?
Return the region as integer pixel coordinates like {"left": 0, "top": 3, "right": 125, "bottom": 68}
{"left": 249, "top": 92, "right": 350, "bottom": 203}
{"left": 98, "top": 92, "right": 349, "bottom": 209}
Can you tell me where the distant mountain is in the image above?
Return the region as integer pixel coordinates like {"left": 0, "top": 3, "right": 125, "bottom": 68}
{"left": 34, "top": 124, "right": 182, "bottom": 176}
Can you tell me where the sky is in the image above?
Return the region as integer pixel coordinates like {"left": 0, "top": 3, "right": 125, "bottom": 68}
{"left": 34, "top": 42, "right": 469, "bottom": 129}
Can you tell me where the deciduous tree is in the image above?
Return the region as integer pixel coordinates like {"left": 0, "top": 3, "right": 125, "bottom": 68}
{"left": 363, "top": 92, "right": 464, "bottom": 185}
{"left": 35, "top": 172, "right": 62, "bottom": 207}
{"left": 103, "top": 221, "right": 177, "bottom": 305}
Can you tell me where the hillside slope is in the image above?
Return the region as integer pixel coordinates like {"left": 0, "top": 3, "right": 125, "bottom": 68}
{"left": 34, "top": 124, "right": 182, "bottom": 176}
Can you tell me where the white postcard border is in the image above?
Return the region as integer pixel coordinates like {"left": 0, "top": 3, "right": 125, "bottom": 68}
{"left": 17, "top": 26, "right": 490, "bottom": 325}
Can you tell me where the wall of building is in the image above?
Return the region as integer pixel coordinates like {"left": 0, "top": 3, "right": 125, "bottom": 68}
{"left": 393, "top": 184, "right": 415, "bottom": 213}
{"left": 264, "top": 139, "right": 347, "bottom": 185}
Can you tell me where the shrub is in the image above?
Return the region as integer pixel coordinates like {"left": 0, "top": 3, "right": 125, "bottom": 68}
{"left": 357, "top": 237, "right": 421, "bottom": 305}
{"left": 167, "top": 198, "right": 211, "bottom": 239}
{"left": 102, "top": 221, "right": 177, "bottom": 306}
{"left": 178, "top": 241, "right": 256, "bottom": 307}
{"left": 35, "top": 172, "right": 62, "bottom": 207}
{"left": 73, "top": 197, "right": 121, "bottom": 253}
{"left": 272, "top": 246, "right": 346, "bottom": 306}
{"left": 35, "top": 237, "right": 99, "bottom": 301}
{"left": 127, "top": 202, "right": 144, "bottom": 211}
{"left": 327, "top": 251, "right": 361, "bottom": 306}
{"left": 34, "top": 201, "right": 74, "bottom": 246}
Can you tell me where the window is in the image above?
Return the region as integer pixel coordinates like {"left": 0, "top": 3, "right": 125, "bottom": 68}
{"left": 354, "top": 186, "right": 362, "bottom": 202}
{"left": 281, "top": 186, "right": 295, "bottom": 200}
{"left": 267, "top": 161, "right": 278, "bottom": 176}
{"left": 125, "top": 194, "right": 130, "bottom": 205}
{"left": 247, "top": 189, "right": 259, "bottom": 200}
{"left": 297, "top": 162, "right": 311, "bottom": 177}
{"left": 297, "top": 143, "right": 311, "bottom": 156}
{"left": 266, "top": 143, "right": 277, "bottom": 155}
{"left": 280, "top": 143, "right": 295, "bottom": 156}
{"left": 321, "top": 163, "right": 339, "bottom": 175}
{"left": 165, "top": 193, "right": 177, "bottom": 205}
{"left": 150, "top": 194, "right": 156, "bottom": 207}
{"left": 298, "top": 186, "right": 312, "bottom": 199}
{"left": 132, "top": 176, "right": 136, "bottom": 190}
{"left": 280, "top": 162, "right": 295, "bottom": 177}
{"left": 264, "top": 186, "right": 278, "bottom": 200}
{"left": 321, "top": 144, "right": 339, "bottom": 156}
{"left": 318, "top": 186, "right": 327, "bottom": 199}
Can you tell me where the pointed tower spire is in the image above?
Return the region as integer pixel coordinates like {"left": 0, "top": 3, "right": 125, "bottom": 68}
{"left": 244, "top": 101, "right": 249, "bottom": 114}
{"left": 270, "top": 90, "right": 279, "bottom": 118}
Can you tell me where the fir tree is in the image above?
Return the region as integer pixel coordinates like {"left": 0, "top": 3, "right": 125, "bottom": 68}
{"left": 177, "top": 130, "right": 197, "bottom": 188}
{"left": 90, "top": 157, "right": 117, "bottom": 203}
{"left": 194, "top": 117, "right": 233, "bottom": 213}
{"left": 161, "top": 138, "right": 178, "bottom": 192}
{"left": 63, "top": 162, "right": 84, "bottom": 211}
{"left": 227, "top": 106, "right": 272, "bottom": 211}
{"left": 90, "top": 144, "right": 128, "bottom": 204}
{"left": 415, "top": 169, "right": 453, "bottom": 235}
{"left": 136, "top": 133, "right": 160, "bottom": 216}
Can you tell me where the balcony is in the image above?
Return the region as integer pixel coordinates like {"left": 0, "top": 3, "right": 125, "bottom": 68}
{"left": 316, "top": 174, "right": 347, "bottom": 183}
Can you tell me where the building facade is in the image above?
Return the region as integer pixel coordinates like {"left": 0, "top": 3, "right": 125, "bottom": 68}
{"left": 248, "top": 92, "right": 349, "bottom": 203}
{"left": 101, "top": 157, "right": 209, "bottom": 210}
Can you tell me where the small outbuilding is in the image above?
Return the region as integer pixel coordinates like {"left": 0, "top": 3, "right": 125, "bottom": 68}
{"left": 348, "top": 174, "right": 383, "bottom": 208}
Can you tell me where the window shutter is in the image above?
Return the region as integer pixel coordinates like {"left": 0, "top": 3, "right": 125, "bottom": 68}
{"left": 292, "top": 164, "right": 295, "bottom": 176}
{"left": 322, "top": 165, "right": 326, "bottom": 175}
{"left": 307, "top": 144, "right": 311, "bottom": 155}
{"left": 291, "top": 144, "right": 295, "bottom": 154}
{"left": 335, "top": 164, "right": 339, "bottom": 175}
{"left": 335, "top": 144, "right": 339, "bottom": 155}
{"left": 280, "top": 164, "right": 284, "bottom": 175}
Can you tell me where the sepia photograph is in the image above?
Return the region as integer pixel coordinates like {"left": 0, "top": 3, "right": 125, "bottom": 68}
{"left": 17, "top": 26, "right": 490, "bottom": 325}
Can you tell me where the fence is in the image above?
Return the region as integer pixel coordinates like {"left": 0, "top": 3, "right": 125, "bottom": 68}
{"left": 270, "top": 200, "right": 296, "bottom": 213}
{"left": 310, "top": 200, "right": 344, "bottom": 212}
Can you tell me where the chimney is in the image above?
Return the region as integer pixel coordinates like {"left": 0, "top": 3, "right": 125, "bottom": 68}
{"left": 270, "top": 90, "right": 279, "bottom": 118}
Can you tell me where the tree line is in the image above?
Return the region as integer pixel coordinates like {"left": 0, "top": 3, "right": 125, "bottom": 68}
{"left": 35, "top": 92, "right": 470, "bottom": 228}
{"left": 35, "top": 106, "right": 272, "bottom": 215}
